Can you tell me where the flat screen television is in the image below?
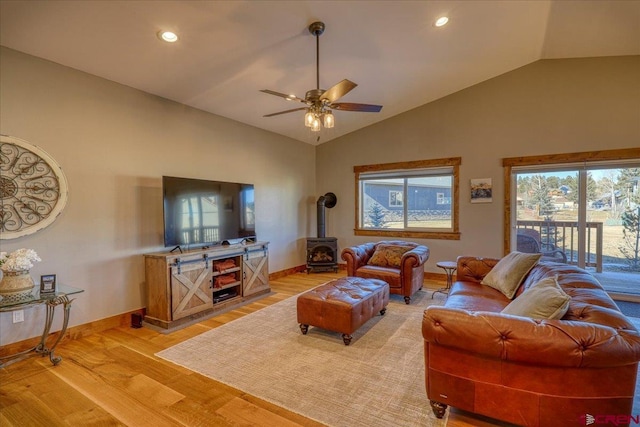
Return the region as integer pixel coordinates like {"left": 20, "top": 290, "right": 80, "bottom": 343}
{"left": 162, "top": 176, "right": 255, "bottom": 248}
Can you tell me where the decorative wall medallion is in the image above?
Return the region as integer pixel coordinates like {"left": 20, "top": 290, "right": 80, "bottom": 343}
{"left": 0, "top": 135, "right": 69, "bottom": 239}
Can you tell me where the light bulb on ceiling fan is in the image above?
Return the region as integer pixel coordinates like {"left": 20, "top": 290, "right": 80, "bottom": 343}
{"left": 323, "top": 111, "right": 334, "bottom": 128}
{"left": 304, "top": 111, "right": 315, "bottom": 127}
{"left": 310, "top": 116, "right": 321, "bottom": 132}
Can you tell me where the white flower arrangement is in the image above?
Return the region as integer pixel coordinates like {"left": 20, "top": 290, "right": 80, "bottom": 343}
{"left": 0, "top": 249, "right": 41, "bottom": 273}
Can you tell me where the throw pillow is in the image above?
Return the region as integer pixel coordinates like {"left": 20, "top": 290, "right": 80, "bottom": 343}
{"left": 480, "top": 251, "right": 542, "bottom": 299}
{"left": 501, "top": 276, "right": 571, "bottom": 320}
{"left": 367, "top": 245, "right": 413, "bottom": 268}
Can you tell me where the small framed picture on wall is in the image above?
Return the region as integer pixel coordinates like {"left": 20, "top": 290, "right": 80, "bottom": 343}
{"left": 470, "top": 178, "right": 493, "bottom": 203}
{"left": 40, "top": 274, "right": 57, "bottom": 294}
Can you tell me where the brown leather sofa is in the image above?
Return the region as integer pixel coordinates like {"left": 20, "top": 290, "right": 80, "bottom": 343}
{"left": 422, "top": 256, "right": 640, "bottom": 427}
{"left": 341, "top": 240, "right": 429, "bottom": 304}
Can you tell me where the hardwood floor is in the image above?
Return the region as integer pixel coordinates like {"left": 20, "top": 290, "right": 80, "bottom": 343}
{"left": 0, "top": 272, "right": 511, "bottom": 427}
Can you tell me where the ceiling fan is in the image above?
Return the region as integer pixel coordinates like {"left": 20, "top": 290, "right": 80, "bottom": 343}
{"left": 260, "top": 21, "right": 382, "bottom": 133}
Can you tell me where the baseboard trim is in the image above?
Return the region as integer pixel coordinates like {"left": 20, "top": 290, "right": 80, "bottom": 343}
{"left": 269, "top": 265, "right": 307, "bottom": 280}
{"left": 425, "top": 271, "right": 449, "bottom": 281}
{"left": 0, "top": 308, "right": 145, "bottom": 358}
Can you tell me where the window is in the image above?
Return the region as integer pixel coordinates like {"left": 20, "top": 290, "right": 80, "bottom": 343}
{"left": 354, "top": 158, "right": 461, "bottom": 239}
{"left": 389, "top": 190, "right": 403, "bottom": 207}
{"left": 436, "top": 193, "right": 451, "bottom": 205}
{"left": 503, "top": 148, "right": 640, "bottom": 296}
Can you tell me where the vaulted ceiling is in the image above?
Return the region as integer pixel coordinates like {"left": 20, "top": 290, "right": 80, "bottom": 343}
{"left": 1, "top": 1, "right": 638, "bottom": 145}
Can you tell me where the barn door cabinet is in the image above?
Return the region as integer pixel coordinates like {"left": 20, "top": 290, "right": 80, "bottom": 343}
{"left": 144, "top": 242, "right": 269, "bottom": 330}
{"left": 243, "top": 243, "right": 269, "bottom": 297}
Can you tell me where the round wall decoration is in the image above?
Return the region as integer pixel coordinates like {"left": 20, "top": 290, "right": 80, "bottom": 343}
{"left": 0, "top": 135, "right": 69, "bottom": 239}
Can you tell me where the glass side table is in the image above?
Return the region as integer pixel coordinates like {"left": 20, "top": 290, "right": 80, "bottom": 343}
{"left": 0, "top": 284, "right": 84, "bottom": 368}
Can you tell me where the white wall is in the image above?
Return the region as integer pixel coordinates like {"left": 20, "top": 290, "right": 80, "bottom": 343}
{"left": 0, "top": 47, "right": 317, "bottom": 345}
{"left": 317, "top": 56, "right": 640, "bottom": 270}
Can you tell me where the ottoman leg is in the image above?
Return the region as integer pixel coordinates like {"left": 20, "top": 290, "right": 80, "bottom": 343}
{"left": 380, "top": 307, "right": 387, "bottom": 316}
{"left": 342, "top": 334, "right": 352, "bottom": 346}
{"left": 300, "top": 324, "right": 309, "bottom": 335}
{"left": 430, "top": 400, "right": 447, "bottom": 418}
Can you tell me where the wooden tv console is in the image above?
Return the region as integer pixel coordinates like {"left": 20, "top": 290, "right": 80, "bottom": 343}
{"left": 143, "top": 242, "right": 269, "bottom": 330}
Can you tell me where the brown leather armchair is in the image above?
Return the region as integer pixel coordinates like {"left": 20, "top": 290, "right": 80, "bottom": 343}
{"left": 341, "top": 240, "right": 429, "bottom": 304}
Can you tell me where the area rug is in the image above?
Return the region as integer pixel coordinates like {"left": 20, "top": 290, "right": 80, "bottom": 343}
{"left": 156, "top": 290, "right": 447, "bottom": 427}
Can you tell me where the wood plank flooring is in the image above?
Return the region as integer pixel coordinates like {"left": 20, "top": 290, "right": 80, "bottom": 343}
{"left": 0, "top": 272, "right": 512, "bottom": 427}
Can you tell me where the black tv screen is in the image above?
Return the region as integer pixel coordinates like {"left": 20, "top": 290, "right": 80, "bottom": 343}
{"left": 162, "top": 176, "right": 255, "bottom": 248}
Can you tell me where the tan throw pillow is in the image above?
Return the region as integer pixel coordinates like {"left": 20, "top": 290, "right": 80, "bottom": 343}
{"left": 501, "top": 276, "right": 570, "bottom": 320}
{"left": 367, "top": 245, "right": 413, "bottom": 268}
{"left": 481, "top": 251, "right": 542, "bottom": 299}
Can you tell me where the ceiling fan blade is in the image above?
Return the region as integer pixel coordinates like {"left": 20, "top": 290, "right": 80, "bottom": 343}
{"left": 330, "top": 103, "right": 383, "bottom": 113}
{"left": 319, "top": 79, "right": 357, "bottom": 103}
{"left": 260, "top": 89, "right": 305, "bottom": 103}
{"left": 263, "top": 107, "right": 307, "bottom": 118}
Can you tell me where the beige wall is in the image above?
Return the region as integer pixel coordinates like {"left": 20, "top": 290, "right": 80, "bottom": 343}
{"left": 0, "top": 47, "right": 316, "bottom": 345}
{"left": 317, "top": 56, "right": 640, "bottom": 269}
{"left": 2, "top": 48, "right": 638, "bottom": 346}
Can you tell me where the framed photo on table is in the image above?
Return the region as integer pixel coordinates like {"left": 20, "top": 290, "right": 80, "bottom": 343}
{"left": 40, "top": 274, "right": 57, "bottom": 294}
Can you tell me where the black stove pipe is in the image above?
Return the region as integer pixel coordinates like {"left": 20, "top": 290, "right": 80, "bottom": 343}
{"left": 316, "top": 192, "right": 337, "bottom": 238}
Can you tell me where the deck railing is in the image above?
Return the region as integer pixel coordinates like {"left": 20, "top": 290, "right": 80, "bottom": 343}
{"left": 516, "top": 220, "right": 604, "bottom": 272}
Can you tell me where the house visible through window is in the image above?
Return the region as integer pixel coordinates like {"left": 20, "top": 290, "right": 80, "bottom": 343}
{"left": 354, "top": 158, "right": 461, "bottom": 240}
{"left": 389, "top": 190, "right": 403, "bottom": 207}
{"left": 436, "top": 193, "right": 451, "bottom": 205}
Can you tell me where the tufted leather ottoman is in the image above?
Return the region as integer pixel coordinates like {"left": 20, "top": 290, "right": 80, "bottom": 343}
{"left": 297, "top": 277, "right": 390, "bottom": 345}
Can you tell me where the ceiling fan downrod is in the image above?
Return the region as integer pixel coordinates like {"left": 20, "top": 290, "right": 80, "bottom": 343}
{"left": 308, "top": 21, "right": 325, "bottom": 91}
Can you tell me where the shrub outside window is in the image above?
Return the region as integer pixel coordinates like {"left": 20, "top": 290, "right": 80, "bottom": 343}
{"left": 354, "top": 158, "right": 461, "bottom": 240}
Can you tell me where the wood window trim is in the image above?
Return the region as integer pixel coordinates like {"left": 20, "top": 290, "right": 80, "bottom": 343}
{"left": 354, "top": 157, "right": 461, "bottom": 240}
{"left": 502, "top": 147, "right": 640, "bottom": 255}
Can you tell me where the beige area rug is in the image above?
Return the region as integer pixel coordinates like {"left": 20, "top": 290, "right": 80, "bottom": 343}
{"left": 157, "top": 289, "right": 447, "bottom": 427}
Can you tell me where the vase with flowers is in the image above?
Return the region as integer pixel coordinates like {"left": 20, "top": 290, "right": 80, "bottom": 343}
{"left": 0, "top": 249, "right": 41, "bottom": 303}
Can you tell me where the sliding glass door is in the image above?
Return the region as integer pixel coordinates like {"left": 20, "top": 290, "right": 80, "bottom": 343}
{"left": 512, "top": 162, "right": 640, "bottom": 296}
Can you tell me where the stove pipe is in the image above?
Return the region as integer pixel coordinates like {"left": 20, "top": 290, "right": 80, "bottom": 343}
{"left": 316, "top": 192, "right": 337, "bottom": 238}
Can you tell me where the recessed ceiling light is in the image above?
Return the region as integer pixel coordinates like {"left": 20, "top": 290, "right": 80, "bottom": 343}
{"left": 435, "top": 16, "right": 449, "bottom": 27}
{"left": 158, "top": 31, "right": 178, "bottom": 43}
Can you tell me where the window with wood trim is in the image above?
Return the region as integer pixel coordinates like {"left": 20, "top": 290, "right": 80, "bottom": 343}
{"left": 502, "top": 148, "right": 640, "bottom": 256}
{"left": 354, "top": 158, "right": 461, "bottom": 240}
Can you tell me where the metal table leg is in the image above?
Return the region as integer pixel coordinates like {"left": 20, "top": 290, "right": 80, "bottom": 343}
{"left": 0, "top": 295, "right": 75, "bottom": 367}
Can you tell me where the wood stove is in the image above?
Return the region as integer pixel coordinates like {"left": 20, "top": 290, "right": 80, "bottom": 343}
{"left": 306, "top": 192, "right": 338, "bottom": 273}
{"left": 306, "top": 237, "right": 338, "bottom": 273}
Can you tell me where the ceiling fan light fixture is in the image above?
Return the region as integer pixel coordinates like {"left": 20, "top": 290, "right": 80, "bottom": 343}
{"left": 304, "top": 110, "right": 315, "bottom": 127}
{"left": 323, "top": 111, "right": 335, "bottom": 128}
{"left": 435, "top": 16, "right": 449, "bottom": 27}
{"left": 158, "top": 30, "right": 179, "bottom": 43}
{"left": 310, "top": 116, "right": 321, "bottom": 132}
